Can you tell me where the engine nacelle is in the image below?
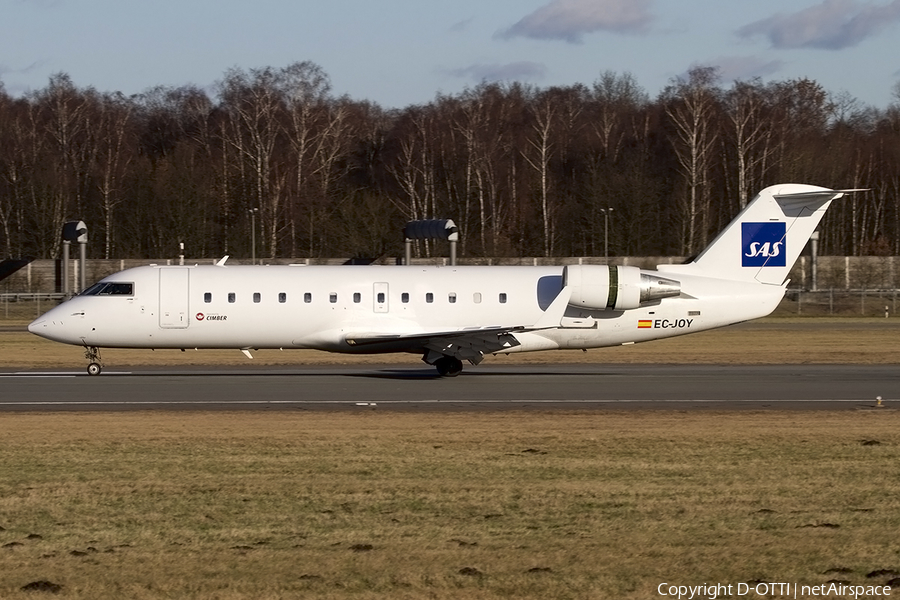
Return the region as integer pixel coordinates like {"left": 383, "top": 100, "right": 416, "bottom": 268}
{"left": 563, "top": 265, "right": 681, "bottom": 311}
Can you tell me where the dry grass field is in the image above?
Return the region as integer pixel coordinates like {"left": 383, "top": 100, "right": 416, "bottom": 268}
{"left": 2, "top": 412, "right": 900, "bottom": 599}
{"left": 2, "top": 318, "right": 899, "bottom": 598}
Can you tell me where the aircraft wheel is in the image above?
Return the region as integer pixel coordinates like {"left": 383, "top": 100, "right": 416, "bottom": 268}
{"left": 435, "top": 356, "right": 463, "bottom": 377}
{"left": 87, "top": 362, "right": 102, "bottom": 376}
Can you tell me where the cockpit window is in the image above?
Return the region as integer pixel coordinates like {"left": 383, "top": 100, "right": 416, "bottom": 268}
{"left": 80, "top": 282, "right": 134, "bottom": 296}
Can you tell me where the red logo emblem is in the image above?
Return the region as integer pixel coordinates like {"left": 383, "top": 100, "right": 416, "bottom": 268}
{"left": 196, "top": 312, "right": 204, "bottom": 321}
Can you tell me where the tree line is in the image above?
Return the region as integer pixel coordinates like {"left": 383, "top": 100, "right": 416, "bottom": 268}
{"left": 1, "top": 62, "right": 899, "bottom": 261}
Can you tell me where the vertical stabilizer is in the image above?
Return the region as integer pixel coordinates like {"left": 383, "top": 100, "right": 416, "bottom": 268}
{"left": 669, "top": 184, "right": 863, "bottom": 285}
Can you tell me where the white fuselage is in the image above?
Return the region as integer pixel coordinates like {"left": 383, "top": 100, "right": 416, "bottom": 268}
{"left": 29, "top": 263, "right": 784, "bottom": 357}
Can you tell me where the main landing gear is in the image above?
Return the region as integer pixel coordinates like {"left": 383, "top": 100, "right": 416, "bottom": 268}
{"left": 84, "top": 346, "right": 102, "bottom": 376}
{"left": 434, "top": 356, "right": 463, "bottom": 377}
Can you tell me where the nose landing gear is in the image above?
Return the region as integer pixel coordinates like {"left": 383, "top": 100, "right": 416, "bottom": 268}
{"left": 84, "top": 346, "right": 102, "bottom": 376}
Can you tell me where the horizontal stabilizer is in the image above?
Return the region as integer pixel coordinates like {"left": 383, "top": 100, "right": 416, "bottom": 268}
{"left": 0, "top": 257, "right": 34, "bottom": 284}
{"left": 773, "top": 188, "right": 868, "bottom": 216}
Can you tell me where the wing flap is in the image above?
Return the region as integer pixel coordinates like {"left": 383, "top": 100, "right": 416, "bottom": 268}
{"left": 345, "top": 325, "right": 522, "bottom": 347}
{"left": 344, "top": 286, "right": 572, "bottom": 363}
{"left": 346, "top": 326, "right": 524, "bottom": 365}
{"left": 422, "top": 330, "right": 522, "bottom": 365}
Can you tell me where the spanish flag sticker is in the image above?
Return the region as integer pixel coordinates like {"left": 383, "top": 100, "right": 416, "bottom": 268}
{"left": 638, "top": 320, "right": 652, "bottom": 329}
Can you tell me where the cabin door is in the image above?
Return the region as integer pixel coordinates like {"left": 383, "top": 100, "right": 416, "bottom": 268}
{"left": 373, "top": 282, "right": 389, "bottom": 313}
{"left": 159, "top": 268, "right": 190, "bottom": 328}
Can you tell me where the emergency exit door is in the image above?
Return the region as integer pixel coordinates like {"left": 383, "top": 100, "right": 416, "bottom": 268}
{"left": 159, "top": 268, "right": 190, "bottom": 328}
{"left": 373, "top": 282, "right": 389, "bottom": 313}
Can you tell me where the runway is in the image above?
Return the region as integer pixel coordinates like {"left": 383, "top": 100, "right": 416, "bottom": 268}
{"left": 0, "top": 364, "right": 895, "bottom": 411}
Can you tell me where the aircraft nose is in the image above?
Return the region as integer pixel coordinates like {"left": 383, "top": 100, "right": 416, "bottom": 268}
{"left": 27, "top": 318, "right": 45, "bottom": 334}
{"left": 27, "top": 307, "right": 81, "bottom": 344}
{"left": 28, "top": 316, "right": 59, "bottom": 340}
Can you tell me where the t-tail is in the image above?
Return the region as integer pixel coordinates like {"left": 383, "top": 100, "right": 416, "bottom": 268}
{"left": 665, "top": 184, "right": 866, "bottom": 285}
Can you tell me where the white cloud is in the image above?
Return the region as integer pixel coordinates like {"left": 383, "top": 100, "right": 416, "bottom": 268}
{"left": 449, "top": 17, "right": 474, "bottom": 34}
{"left": 737, "top": 0, "right": 900, "bottom": 50}
{"left": 497, "top": 0, "right": 653, "bottom": 43}
{"left": 0, "top": 60, "right": 48, "bottom": 89}
{"left": 703, "top": 56, "right": 785, "bottom": 81}
{"left": 446, "top": 62, "right": 547, "bottom": 83}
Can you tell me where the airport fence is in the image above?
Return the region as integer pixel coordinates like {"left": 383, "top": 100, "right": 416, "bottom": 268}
{"left": 775, "top": 289, "right": 900, "bottom": 317}
{"left": 0, "top": 293, "right": 65, "bottom": 321}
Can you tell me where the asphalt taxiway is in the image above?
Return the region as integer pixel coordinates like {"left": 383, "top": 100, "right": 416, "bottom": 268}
{"left": 0, "top": 364, "right": 895, "bottom": 411}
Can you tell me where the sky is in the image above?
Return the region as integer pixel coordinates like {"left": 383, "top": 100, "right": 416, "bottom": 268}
{"left": 2, "top": 0, "right": 899, "bottom": 109}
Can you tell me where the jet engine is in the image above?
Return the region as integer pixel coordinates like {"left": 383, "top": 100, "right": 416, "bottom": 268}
{"left": 563, "top": 265, "right": 681, "bottom": 311}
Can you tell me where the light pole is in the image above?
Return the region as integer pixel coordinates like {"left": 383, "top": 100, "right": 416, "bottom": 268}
{"left": 599, "top": 207, "right": 614, "bottom": 261}
{"left": 810, "top": 230, "right": 819, "bottom": 291}
{"left": 248, "top": 208, "right": 259, "bottom": 265}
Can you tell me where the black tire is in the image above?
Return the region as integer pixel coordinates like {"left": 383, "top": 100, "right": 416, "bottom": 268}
{"left": 435, "top": 356, "right": 463, "bottom": 377}
{"left": 87, "top": 362, "right": 102, "bottom": 376}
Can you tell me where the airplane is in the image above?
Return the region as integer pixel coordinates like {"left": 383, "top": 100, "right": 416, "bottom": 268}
{"left": 28, "top": 184, "right": 862, "bottom": 377}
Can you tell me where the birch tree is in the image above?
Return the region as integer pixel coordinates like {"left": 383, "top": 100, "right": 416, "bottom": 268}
{"left": 218, "top": 67, "right": 286, "bottom": 258}
{"left": 523, "top": 92, "right": 556, "bottom": 257}
{"left": 662, "top": 67, "right": 721, "bottom": 255}
{"left": 93, "top": 92, "right": 134, "bottom": 258}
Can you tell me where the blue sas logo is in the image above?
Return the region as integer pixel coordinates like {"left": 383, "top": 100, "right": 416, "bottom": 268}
{"left": 742, "top": 222, "right": 786, "bottom": 267}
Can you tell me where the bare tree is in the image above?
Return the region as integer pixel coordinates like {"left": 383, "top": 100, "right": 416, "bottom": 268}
{"left": 0, "top": 83, "right": 19, "bottom": 257}
{"left": 33, "top": 74, "right": 97, "bottom": 257}
{"left": 724, "top": 80, "right": 773, "bottom": 210}
{"left": 387, "top": 106, "right": 440, "bottom": 257}
{"left": 218, "top": 67, "right": 286, "bottom": 258}
{"left": 282, "top": 61, "right": 338, "bottom": 256}
{"left": 522, "top": 92, "right": 556, "bottom": 257}
{"left": 663, "top": 66, "right": 722, "bottom": 255}
{"left": 591, "top": 71, "right": 646, "bottom": 162}
{"left": 583, "top": 72, "right": 651, "bottom": 255}
{"left": 2, "top": 65, "right": 900, "bottom": 262}
{"left": 93, "top": 92, "right": 134, "bottom": 258}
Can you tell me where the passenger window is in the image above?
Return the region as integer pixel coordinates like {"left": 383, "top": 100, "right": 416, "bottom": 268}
{"left": 253, "top": 292, "right": 261, "bottom": 303}
{"left": 499, "top": 293, "right": 507, "bottom": 304}
{"left": 473, "top": 292, "right": 482, "bottom": 303}
{"left": 228, "top": 292, "right": 236, "bottom": 303}
{"left": 377, "top": 292, "right": 385, "bottom": 303}
{"left": 401, "top": 292, "right": 409, "bottom": 303}
{"left": 279, "top": 292, "right": 287, "bottom": 303}
{"left": 330, "top": 293, "right": 337, "bottom": 303}
{"left": 426, "top": 292, "right": 433, "bottom": 303}
{"left": 304, "top": 292, "right": 312, "bottom": 303}
{"left": 204, "top": 292, "right": 212, "bottom": 303}
{"left": 353, "top": 292, "right": 361, "bottom": 303}
{"left": 448, "top": 292, "right": 457, "bottom": 304}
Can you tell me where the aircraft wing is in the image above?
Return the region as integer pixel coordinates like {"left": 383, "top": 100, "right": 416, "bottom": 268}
{"left": 345, "top": 325, "right": 525, "bottom": 364}
{"left": 345, "top": 287, "right": 572, "bottom": 364}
